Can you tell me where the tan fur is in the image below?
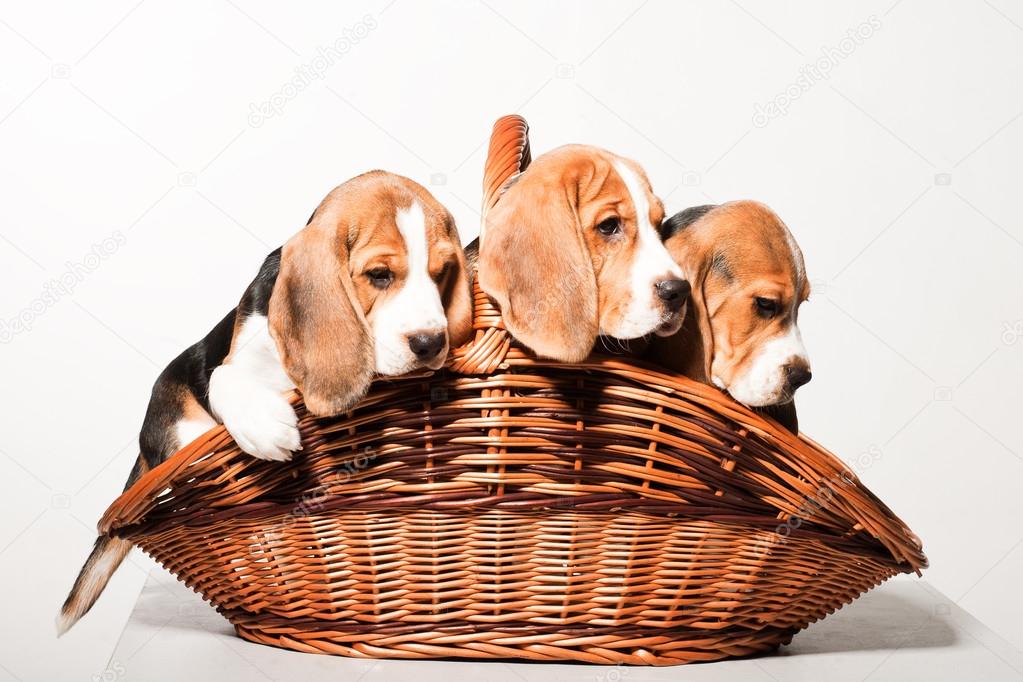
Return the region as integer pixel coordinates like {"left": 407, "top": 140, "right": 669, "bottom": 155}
{"left": 58, "top": 172, "right": 473, "bottom": 635}
{"left": 267, "top": 171, "right": 471, "bottom": 416}
{"left": 181, "top": 391, "right": 212, "bottom": 423}
{"left": 651, "top": 201, "right": 809, "bottom": 424}
{"left": 56, "top": 536, "right": 133, "bottom": 636}
{"left": 439, "top": 244, "right": 473, "bottom": 349}
{"left": 479, "top": 145, "right": 667, "bottom": 362}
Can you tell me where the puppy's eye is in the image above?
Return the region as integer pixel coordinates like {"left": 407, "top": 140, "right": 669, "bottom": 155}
{"left": 755, "top": 297, "right": 780, "bottom": 318}
{"left": 366, "top": 268, "right": 394, "bottom": 289}
{"left": 595, "top": 217, "right": 621, "bottom": 237}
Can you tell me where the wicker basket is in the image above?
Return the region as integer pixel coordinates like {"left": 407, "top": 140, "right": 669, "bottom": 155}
{"left": 98, "top": 116, "right": 926, "bottom": 666}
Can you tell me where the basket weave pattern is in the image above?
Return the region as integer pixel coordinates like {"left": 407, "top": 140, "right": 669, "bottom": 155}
{"left": 98, "top": 117, "right": 925, "bottom": 665}
{"left": 99, "top": 288, "right": 925, "bottom": 664}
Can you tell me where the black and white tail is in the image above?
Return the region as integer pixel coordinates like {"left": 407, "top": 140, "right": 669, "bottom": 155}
{"left": 56, "top": 535, "right": 132, "bottom": 635}
{"left": 57, "top": 454, "right": 147, "bottom": 635}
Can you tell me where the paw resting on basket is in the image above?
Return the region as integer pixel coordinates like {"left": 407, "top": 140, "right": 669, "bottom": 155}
{"left": 209, "top": 364, "right": 301, "bottom": 461}
{"left": 57, "top": 172, "right": 480, "bottom": 638}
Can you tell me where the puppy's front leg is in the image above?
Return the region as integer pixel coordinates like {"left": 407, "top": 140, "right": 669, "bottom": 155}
{"left": 208, "top": 314, "right": 301, "bottom": 461}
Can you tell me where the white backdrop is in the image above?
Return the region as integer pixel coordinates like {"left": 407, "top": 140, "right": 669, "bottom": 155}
{"left": 1, "top": 0, "right": 1021, "bottom": 679}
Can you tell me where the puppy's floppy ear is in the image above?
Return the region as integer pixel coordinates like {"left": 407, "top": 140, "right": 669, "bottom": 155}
{"left": 268, "top": 220, "right": 374, "bottom": 417}
{"left": 479, "top": 175, "right": 597, "bottom": 362}
{"left": 658, "top": 229, "right": 715, "bottom": 383}
{"left": 689, "top": 257, "right": 716, "bottom": 383}
{"left": 443, "top": 244, "right": 473, "bottom": 348}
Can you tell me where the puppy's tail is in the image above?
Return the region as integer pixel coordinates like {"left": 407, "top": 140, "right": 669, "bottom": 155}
{"left": 57, "top": 453, "right": 147, "bottom": 636}
{"left": 56, "top": 534, "right": 132, "bottom": 636}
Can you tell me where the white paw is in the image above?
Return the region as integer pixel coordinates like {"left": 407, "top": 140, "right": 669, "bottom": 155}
{"left": 222, "top": 391, "right": 301, "bottom": 461}
{"left": 209, "top": 365, "right": 301, "bottom": 461}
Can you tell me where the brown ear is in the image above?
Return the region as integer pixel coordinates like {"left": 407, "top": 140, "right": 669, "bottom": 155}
{"left": 690, "top": 260, "right": 716, "bottom": 383}
{"left": 478, "top": 176, "right": 597, "bottom": 362}
{"left": 268, "top": 221, "right": 374, "bottom": 417}
{"left": 653, "top": 237, "right": 715, "bottom": 383}
{"left": 444, "top": 246, "right": 473, "bottom": 348}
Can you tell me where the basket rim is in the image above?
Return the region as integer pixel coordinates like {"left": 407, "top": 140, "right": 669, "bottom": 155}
{"left": 98, "top": 348, "right": 927, "bottom": 574}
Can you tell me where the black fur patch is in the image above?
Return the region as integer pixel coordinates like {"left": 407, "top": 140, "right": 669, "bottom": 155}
{"left": 138, "top": 248, "right": 282, "bottom": 468}
{"left": 463, "top": 237, "right": 479, "bottom": 287}
{"left": 659, "top": 204, "right": 717, "bottom": 241}
{"left": 709, "top": 251, "right": 734, "bottom": 283}
{"left": 754, "top": 400, "right": 799, "bottom": 434}
{"left": 237, "top": 248, "right": 281, "bottom": 320}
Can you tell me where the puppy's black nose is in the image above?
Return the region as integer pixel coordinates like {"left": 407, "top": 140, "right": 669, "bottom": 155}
{"left": 655, "top": 278, "right": 691, "bottom": 312}
{"left": 786, "top": 366, "right": 812, "bottom": 392}
{"left": 408, "top": 332, "right": 446, "bottom": 360}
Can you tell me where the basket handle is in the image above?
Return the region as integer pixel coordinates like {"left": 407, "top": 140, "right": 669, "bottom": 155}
{"left": 448, "top": 115, "right": 532, "bottom": 373}
{"left": 479, "top": 114, "right": 531, "bottom": 245}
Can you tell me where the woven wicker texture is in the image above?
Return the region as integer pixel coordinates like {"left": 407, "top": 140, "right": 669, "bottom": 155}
{"left": 98, "top": 115, "right": 926, "bottom": 665}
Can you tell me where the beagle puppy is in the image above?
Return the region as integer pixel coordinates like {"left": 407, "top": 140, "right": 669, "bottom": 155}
{"left": 58, "top": 170, "right": 472, "bottom": 634}
{"left": 649, "top": 201, "right": 811, "bottom": 432}
{"left": 478, "top": 145, "right": 690, "bottom": 361}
